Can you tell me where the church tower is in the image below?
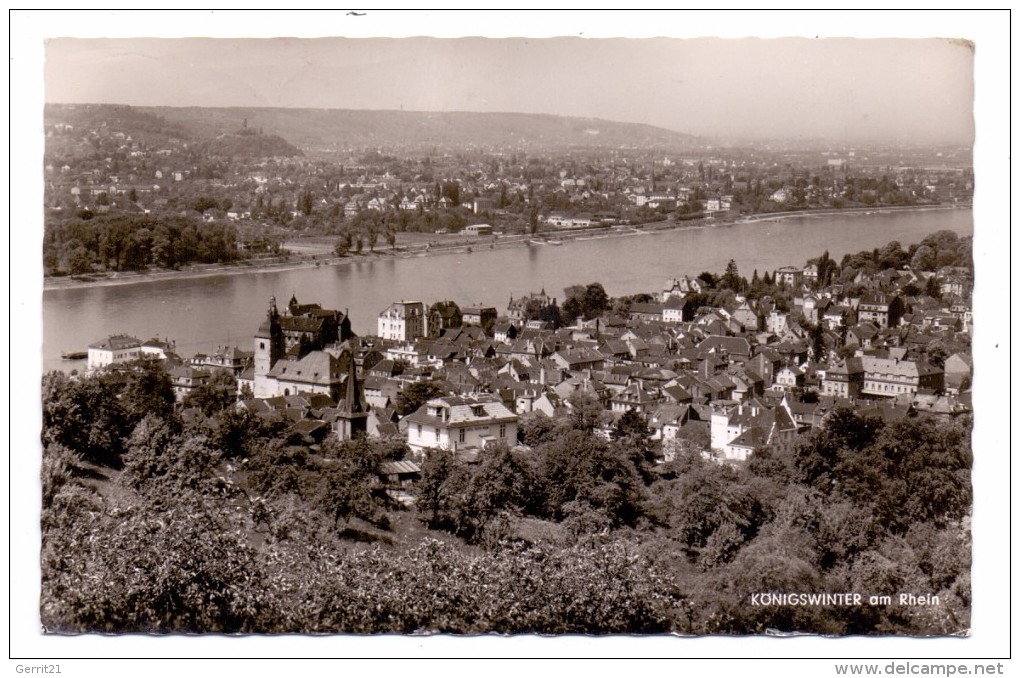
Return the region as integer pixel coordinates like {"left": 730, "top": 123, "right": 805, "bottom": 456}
{"left": 334, "top": 349, "right": 368, "bottom": 440}
{"left": 254, "top": 296, "right": 284, "bottom": 398}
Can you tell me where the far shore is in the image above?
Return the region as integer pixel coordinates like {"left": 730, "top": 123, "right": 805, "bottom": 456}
{"left": 42, "top": 203, "right": 968, "bottom": 293}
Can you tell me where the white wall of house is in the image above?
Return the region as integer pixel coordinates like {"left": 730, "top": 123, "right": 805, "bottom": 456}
{"left": 407, "top": 420, "right": 518, "bottom": 454}
{"left": 87, "top": 346, "right": 142, "bottom": 371}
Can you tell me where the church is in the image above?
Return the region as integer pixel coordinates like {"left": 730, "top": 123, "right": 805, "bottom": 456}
{"left": 243, "top": 296, "right": 368, "bottom": 438}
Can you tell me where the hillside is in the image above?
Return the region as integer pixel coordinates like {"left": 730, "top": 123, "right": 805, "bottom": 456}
{"left": 45, "top": 103, "right": 698, "bottom": 155}
{"left": 141, "top": 106, "right": 698, "bottom": 153}
{"left": 199, "top": 129, "right": 304, "bottom": 158}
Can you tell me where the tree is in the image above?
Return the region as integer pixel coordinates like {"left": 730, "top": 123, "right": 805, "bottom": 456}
{"left": 536, "top": 430, "right": 646, "bottom": 527}
{"left": 191, "top": 196, "right": 219, "bottom": 214}
{"left": 810, "top": 322, "right": 827, "bottom": 362}
{"left": 563, "top": 282, "right": 610, "bottom": 322}
{"left": 418, "top": 443, "right": 540, "bottom": 543}
{"left": 925, "top": 340, "right": 948, "bottom": 369}
{"left": 566, "top": 392, "right": 603, "bottom": 434}
{"left": 210, "top": 405, "right": 285, "bottom": 460}
{"left": 299, "top": 190, "right": 314, "bottom": 216}
{"left": 582, "top": 283, "right": 610, "bottom": 320}
{"left": 614, "top": 408, "right": 656, "bottom": 481}
{"left": 244, "top": 438, "right": 316, "bottom": 501}
{"left": 697, "top": 271, "right": 716, "bottom": 288}
{"left": 317, "top": 438, "right": 384, "bottom": 531}
{"left": 42, "top": 371, "right": 131, "bottom": 467}
{"left": 518, "top": 410, "right": 563, "bottom": 447}
{"left": 41, "top": 486, "right": 278, "bottom": 634}
{"left": 795, "top": 407, "right": 886, "bottom": 491}
{"left": 120, "top": 419, "right": 223, "bottom": 496}
{"left": 182, "top": 369, "right": 238, "bottom": 416}
{"left": 417, "top": 446, "right": 461, "bottom": 530}
{"left": 868, "top": 415, "right": 972, "bottom": 532}
{"left": 441, "top": 181, "right": 461, "bottom": 206}
{"left": 396, "top": 380, "right": 444, "bottom": 416}
{"left": 721, "top": 259, "right": 743, "bottom": 292}
{"left": 120, "top": 358, "right": 176, "bottom": 426}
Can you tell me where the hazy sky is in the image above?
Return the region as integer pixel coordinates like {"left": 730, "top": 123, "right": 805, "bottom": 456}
{"left": 44, "top": 28, "right": 974, "bottom": 145}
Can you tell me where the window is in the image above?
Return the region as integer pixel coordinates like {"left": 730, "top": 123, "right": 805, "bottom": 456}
{"left": 499, "top": 424, "right": 507, "bottom": 438}
{"left": 260, "top": 341, "right": 265, "bottom": 350}
{"left": 417, "top": 424, "right": 422, "bottom": 437}
{"left": 459, "top": 428, "right": 466, "bottom": 444}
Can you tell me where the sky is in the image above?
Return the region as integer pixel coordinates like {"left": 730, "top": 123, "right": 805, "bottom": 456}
{"left": 37, "top": 12, "right": 977, "bottom": 145}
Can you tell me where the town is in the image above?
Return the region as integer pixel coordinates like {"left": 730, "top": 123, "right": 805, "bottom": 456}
{"left": 38, "top": 105, "right": 976, "bottom": 638}
{"left": 42, "top": 229, "right": 974, "bottom": 635}
{"left": 77, "top": 227, "right": 973, "bottom": 480}
{"left": 26, "top": 18, "right": 996, "bottom": 655}
{"left": 42, "top": 104, "right": 972, "bottom": 280}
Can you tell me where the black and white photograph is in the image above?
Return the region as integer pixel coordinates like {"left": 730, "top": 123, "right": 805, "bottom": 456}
{"left": 11, "top": 9, "right": 1011, "bottom": 670}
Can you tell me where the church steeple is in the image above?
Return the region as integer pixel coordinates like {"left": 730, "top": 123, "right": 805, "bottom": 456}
{"left": 254, "top": 296, "right": 284, "bottom": 398}
{"left": 335, "top": 349, "right": 368, "bottom": 440}
{"left": 341, "top": 350, "right": 364, "bottom": 414}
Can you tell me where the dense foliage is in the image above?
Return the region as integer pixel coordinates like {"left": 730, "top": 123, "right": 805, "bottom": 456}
{"left": 40, "top": 369, "right": 971, "bottom": 635}
{"left": 44, "top": 214, "right": 244, "bottom": 276}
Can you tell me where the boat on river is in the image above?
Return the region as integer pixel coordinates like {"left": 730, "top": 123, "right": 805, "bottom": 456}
{"left": 61, "top": 351, "right": 87, "bottom": 360}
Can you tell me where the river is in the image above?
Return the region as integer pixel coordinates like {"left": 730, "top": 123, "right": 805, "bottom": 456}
{"left": 42, "top": 207, "right": 973, "bottom": 374}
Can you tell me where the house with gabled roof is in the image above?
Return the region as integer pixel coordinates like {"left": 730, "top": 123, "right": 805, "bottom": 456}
{"left": 404, "top": 394, "right": 518, "bottom": 455}
{"left": 87, "top": 334, "right": 144, "bottom": 371}
{"left": 551, "top": 346, "right": 605, "bottom": 372}
{"left": 609, "top": 382, "right": 660, "bottom": 413}
{"left": 660, "top": 275, "right": 705, "bottom": 303}
{"left": 821, "top": 357, "right": 864, "bottom": 399}
{"left": 167, "top": 364, "right": 211, "bottom": 401}
{"left": 697, "top": 335, "right": 753, "bottom": 362}
{"left": 709, "top": 398, "right": 803, "bottom": 462}
{"left": 858, "top": 293, "right": 905, "bottom": 329}
{"left": 860, "top": 355, "right": 944, "bottom": 397}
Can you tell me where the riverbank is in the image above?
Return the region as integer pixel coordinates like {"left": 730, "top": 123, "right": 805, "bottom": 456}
{"left": 42, "top": 203, "right": 968, "bottom": 292}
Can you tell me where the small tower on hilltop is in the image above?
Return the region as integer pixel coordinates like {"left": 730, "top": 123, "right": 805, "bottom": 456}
{"left": 254, "top": 296, "right": 284, "bottom": 398}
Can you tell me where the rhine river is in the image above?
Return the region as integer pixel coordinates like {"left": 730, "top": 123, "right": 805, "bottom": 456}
{"left": 42, "top": 207, "right": 972, "bottom": 374}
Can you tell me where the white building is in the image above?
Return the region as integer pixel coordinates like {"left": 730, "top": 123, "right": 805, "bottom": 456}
{"left": 378, "top": 301, "right": 426, "bottom": 341}
{"left": 87, "top": 335, "right": 144, "bottom": 371}
{"left": 87, "top": 335, "right": 174, "bottom": 371}
{"left": 404, "top": 394, "right": 518, "bottom": 455}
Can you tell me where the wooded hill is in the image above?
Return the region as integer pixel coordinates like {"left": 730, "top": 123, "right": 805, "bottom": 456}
{"left": 46, "top": 103, "right": 697, "bottom": 154}
{"left": 45, "top": 103, "right": 303, "bottom": 159}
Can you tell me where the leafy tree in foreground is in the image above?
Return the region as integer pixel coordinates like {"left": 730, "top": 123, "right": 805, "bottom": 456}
{"left": 119, "top": 358, "right": 177, "bottom": 426}
{"left": 316, "top": 437, "right": 387, "bottom": 531}
{"left": 41, "top": 371, "right": 130, "bottom": 467}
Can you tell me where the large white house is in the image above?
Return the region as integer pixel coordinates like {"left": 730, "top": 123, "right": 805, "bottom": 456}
{"left": 87, "top": 335, "right": 175, "bottom": 371}
{"left": 87, "top": 335, "right": 143, "bottom": 371}
{"left": 404, "top": 394, "right": 518, "bottom": 455}
{"left": 378, "top": 301, "right": 426, "bottom": 341}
